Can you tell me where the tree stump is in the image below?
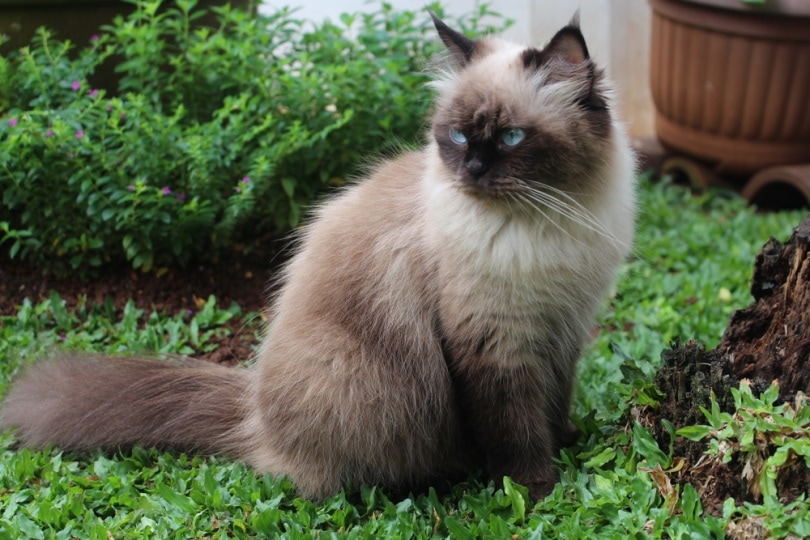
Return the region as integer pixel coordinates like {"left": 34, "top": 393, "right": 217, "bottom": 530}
{"left": 649, "top": 213, "right": 810, "bottom": 512}
{"left": 718, "top": 215, "right": 810, "bottom": 398}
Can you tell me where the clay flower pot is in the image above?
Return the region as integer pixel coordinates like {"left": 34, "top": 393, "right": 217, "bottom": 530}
{"left": 649, "top": 0, "right": 810, "bottom": 177}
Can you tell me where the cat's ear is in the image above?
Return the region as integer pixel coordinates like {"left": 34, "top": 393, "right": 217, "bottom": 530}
{"left": 522, "top": 24, "right": 590, "bottom": 70}
{"left": 430, "top": 12, "right": 476, "bottom": 66}
{"left": 544, "top": 26, "right": 591, "bottom": 65}
{"left": 522, "top": 18, "right": 608, "bottom": 111}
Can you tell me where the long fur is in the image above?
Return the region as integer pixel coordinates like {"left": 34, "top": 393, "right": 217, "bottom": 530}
{"left": 1, "top": 354, "right": 247, "bottom": 454}
{"left": 0, "top": 17, "right": 636, "bottom": 501}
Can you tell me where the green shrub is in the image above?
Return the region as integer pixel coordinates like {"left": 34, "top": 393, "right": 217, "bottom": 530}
{"left": 0, "top": 0, "right": 508, "bottom": 275}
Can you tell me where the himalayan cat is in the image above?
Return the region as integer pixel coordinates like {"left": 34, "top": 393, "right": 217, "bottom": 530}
{"left": 0, "top": 14, "right": 635, "bottom": 500}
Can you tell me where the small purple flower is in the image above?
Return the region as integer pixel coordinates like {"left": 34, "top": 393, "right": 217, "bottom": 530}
{"left": 242, "top": 176, "right": 251, "bottom": 184}
{"left": 90, "top": 34, "right": 100, "bottom": 42}
{"left": 176, "top": 193, "right": 186, "bottom": 201}
{"left": 161, "top": 186, "right": 171, "bottom": 196}
{"left": 106, "top": 103, "right": 113, "bottom": 112}
{"left": 45, "top": 129, "right": 53, "bottom": 137}
{"left": 120, "top": 113, "right": 127, "bottom": 121}
{"left": 127, "top": 184, "right": 135, "bottom": 191}
{"left": 8, "top": 118, "right": 17, "bottom": 128}
{"left": 75, "top": 130, "right": 84, "bottom": 139}
{"left": 71, "top": 80, "right": 81, "bottom": 91}
{"left": 235, "top": 187, "right": 242, "bottom": 193}
{"left": 89, "top": 89, "right": 99, "bottom": 98}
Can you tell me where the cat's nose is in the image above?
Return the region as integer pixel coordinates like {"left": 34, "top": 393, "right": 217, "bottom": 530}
{"left": 464, "top": 158, "right": 487, "bottom": 177}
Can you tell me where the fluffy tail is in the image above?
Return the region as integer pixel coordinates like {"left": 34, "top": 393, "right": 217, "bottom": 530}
{"left": 0, "top": 354, "right": 249, "bottom": 456}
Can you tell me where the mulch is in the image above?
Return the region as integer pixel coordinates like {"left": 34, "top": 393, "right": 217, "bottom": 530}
{"left": 0, "top": 242, "right": 290, "bottom": 363}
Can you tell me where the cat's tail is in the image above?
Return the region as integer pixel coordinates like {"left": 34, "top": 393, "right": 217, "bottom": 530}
{"left": 0, "top": 354, "right": 249, "bottom": 456}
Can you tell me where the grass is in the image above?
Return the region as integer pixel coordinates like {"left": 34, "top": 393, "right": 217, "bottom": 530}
{"left": 1, "top": 177, "right": 808, "bottom": 539}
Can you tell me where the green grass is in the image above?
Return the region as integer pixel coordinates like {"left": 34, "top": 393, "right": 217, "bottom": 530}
{"left": 1, "top": 177, "right": 808, "bottom": 539}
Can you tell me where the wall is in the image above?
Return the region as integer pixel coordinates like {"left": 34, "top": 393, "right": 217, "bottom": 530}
{"left": 260, "top": 0, "right": 654, "bottom": 136}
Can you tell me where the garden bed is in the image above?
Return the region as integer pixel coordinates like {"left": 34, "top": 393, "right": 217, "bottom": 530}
{"left": 0, "top": 243, "right": 277, "bottom": 363}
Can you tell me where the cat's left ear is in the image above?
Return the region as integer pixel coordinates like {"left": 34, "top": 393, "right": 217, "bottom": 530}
{"left": 430, "top": 12, "right": 477, "bottom": 66}
{"left": 522, "top": 15, "right": 608, "bottom": 110}
{"left": 533, "top": 12, "right": 591, "bottom": 65}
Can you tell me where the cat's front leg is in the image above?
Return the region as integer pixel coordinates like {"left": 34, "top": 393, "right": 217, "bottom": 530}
{"left": 450, "top": 357, "right": 559, "bottom": 500}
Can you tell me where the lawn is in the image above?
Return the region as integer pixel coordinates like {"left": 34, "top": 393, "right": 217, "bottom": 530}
{"left": 1, "top": 177, "right": 808, "bottom": 538}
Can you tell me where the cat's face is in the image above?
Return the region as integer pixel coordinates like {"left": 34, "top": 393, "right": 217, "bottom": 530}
{"left": 429, "top": 15, "right": 613, "bottom": 201}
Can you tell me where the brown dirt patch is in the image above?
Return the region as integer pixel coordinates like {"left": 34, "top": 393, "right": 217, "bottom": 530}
{"left": 0, "top": 242, "right": 289, "bottom": 363}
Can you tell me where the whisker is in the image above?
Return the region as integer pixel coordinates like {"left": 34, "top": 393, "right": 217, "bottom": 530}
{"left": 531, "top": 185, "right": 604, "bottom": 228}
{"left": 527, "top": 193, "right": 605, "bottom": 237}
{"left": 509, "top": 181, "right": 628, "bottom": 249}
{"left": 509, "top": 191, "right": 592, "bottom": 248}
{"left": 514, "top": 185, "right": 594, "bottom": 226}
{"left": 525, "top": 191, "right": 589, "bottom": 223}
{"left": 537, "top": 184, "right": 607, "bottom": 225}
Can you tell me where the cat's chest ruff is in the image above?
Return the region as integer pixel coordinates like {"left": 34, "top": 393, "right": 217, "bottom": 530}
{"left": 426, "top": 184, "right": 583, "bottom": 281}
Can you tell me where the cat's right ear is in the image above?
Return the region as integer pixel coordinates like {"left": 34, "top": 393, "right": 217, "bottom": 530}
{"left": 430, "top": 12, "right": 476, "bottom": 66}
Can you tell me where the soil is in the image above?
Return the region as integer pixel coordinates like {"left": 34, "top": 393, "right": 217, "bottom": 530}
{"left": 0, "top": 241, "right": 289, "bottom": 364}
{"left": 645, "top": 214, "right": 810, "bottom": 516}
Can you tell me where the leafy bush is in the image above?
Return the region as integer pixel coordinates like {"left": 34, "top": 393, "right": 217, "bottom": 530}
{"left": 0, "top": 0, "right": 508, "bottom": 275}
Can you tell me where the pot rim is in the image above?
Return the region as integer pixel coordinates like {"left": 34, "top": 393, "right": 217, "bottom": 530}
{"left": 650, "top": 0, "right": 810, "bottom": 40}
{"left": 679, "top": 0, "right": 810, "bottom": 16}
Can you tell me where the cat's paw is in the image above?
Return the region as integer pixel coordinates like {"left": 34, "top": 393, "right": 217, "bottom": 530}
{"left": 524, "top": 477, "right": 558, "bottom": 501}
{"left": 507, "top": 468, "right": 559, "bottom": 502}
{"left": 554, "top": 420, "right": 582, "bottom": 450}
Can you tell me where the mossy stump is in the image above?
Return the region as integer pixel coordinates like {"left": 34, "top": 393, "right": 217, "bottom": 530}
{"left": 650, "top": 213, "right": 810, "bottom": 512}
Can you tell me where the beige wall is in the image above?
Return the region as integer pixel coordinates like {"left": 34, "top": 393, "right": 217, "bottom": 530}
{"left": 262, "top": 0, "right": 654, "bottom": 136}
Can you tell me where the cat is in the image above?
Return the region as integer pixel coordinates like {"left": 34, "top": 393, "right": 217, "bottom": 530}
{"left": 0, "top": 13, "right": 635, "bottom": 501}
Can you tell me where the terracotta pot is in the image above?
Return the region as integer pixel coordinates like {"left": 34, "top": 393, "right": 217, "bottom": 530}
{"left": 677, "top": 0, "right": 810, "bottom": 15}
{"left": 649, "top": 0, "right": 810, "bottom": 176}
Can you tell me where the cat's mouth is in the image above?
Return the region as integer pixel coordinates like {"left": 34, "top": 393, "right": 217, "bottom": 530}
{"left": 454, "top": 174, "right": 523, "bottom": 200}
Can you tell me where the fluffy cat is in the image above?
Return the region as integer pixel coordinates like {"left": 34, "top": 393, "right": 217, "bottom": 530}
{"left": 0, "top": 14, "right": 635, "bottom": 501}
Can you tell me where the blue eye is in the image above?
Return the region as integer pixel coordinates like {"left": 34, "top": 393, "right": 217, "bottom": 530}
{"left": 449, "top": 127, "right": 467, "bottom": 144}
{"left": 501, "top": 128, "right": 525, "bottom": 146}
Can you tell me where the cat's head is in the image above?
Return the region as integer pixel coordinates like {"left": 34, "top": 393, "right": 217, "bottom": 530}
{"left": 428, "top": 14, "right": 615, "bottom": 201}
